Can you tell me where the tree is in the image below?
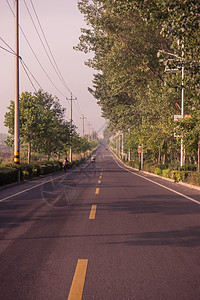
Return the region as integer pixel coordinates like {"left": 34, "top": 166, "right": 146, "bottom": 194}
{"left": 4, "top": 90, "right": 68, "bottom": 163}
{"left": 76, "top": 0, "right": 199, "bottom": 166}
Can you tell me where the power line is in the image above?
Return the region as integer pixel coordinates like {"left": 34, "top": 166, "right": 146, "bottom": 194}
{"left": 5, "top": 0, "right": 84, "bottom": 128}
{"left": 21, "top": 59, "right": 42, "bottom": 90}
{"left": 29, "top": 0, "right": 72, "bottom": 94}
{"left": 0, "top": 45, "right": 15, "bottom": 55}
{"left": 0, "top": 34, "right": 43, "bottom": 91}
{"left": 5, "top": 0, "right": 14, "bottom": 17}
{"left": 23, "top": 0, "right": 72, "bottom": 95}
{"left": 20, "top": 60, "right": 37, "bottom": 92}
{"left": 0, "top": 36, "right": 15, "bottom": 54}
{"left": 5, "top": 0, "right": 71, "bottom": 99}
{"left": 0, "top": 37, "right": 83, "bottom": 127}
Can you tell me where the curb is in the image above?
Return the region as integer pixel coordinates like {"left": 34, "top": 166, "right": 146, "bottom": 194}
{"left": 110, "top": 147, "right": 200, "bottom": 192}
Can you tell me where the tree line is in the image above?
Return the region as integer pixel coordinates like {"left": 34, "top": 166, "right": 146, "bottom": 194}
{"left": 75, "top": 0, "right": 200, "bottom": 168}
{"left": 4, "top": 90, "right": 97, "bottom": 163}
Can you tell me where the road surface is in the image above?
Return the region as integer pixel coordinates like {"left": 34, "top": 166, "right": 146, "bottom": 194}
{"left": 0, "top": 146, "right": 200, "bottom": 299}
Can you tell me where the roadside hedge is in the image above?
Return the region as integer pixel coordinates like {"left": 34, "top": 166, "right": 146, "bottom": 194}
{"left": 0, "top": 167, "right": 18, "bottom": 186}
{"left": 125, "top": 160, "right": 200, "bottom": 187}
{"left": 0, "top": 161, "right": 63, "bottom": 187}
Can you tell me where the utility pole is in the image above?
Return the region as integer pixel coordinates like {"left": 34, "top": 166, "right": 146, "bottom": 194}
{"left": 88, "top": 123, "right": 91, "bottom": 141}
{"left": 122, "top": 133, "right": 124, "bottom": 159}
{"left": 161, "top": 43, "right": 184, "bottom": 167}
{"left": 80, "top": 114, "right": 87, "bottom": 137}
{"left": 118, "top": 134, "right": 120, "bottom": 156}
{"left": 91, "top": 127, "right": 94, "bottom": 140}
{"left": 14, "top": 0, "right": 20, "bottom": 182}
{"left": 180, "top": 43, "right": 184, "bottom": 167}
{"left": 66, "top": 93, "right": 77, "bottom": 163}
{"left": 128, "top": 149, "right": 131, "bottom": 161}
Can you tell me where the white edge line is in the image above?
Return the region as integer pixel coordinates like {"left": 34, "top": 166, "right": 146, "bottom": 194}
{"left": 112, "top": 152, "right": 200, "bottom": 206}
{"left": 0, "top": 160, "right": 92, "bottom": 203}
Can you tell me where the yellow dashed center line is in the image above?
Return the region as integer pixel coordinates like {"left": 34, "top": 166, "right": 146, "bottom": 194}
{"left": 67, "top": 259, "right": 88, "bottom": 300}
{"left": 95, "top": 188, "right": 100, "bottom": 195}
{"left": 89, "top": 204, "right": 97, "bottom": 220}
{"left": 98, "top": 180, "right": 101, "bottom": 184}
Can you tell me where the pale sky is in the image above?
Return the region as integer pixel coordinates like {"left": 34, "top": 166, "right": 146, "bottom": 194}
{"left": 0, "top": 0, "right": 105, "bottom": 135}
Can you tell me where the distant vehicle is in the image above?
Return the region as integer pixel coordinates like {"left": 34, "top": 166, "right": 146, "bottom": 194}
{"left": 91, "top": 155, "right": 95, "bottom": 163}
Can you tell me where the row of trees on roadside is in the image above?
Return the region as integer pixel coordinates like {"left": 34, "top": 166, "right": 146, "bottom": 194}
{"left": 4, "top": 90, "right": 97, "bottom": 164}
{"left": 75, "top": 0, "right": 200, "bottom": 168}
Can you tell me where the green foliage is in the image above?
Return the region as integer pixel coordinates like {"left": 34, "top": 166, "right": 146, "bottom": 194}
{"left": 4, "top": 90, "right": 70, "bottom": 163}
{"left": 0, "top": 161, "right": 62, "bottom": 186}
{"left": 162, "top": 169, "right": 171, "bottom": 178}
{"left": 154, "top": 167, "right": 162, "bottom": 176}
{"left": 0, "top": 167, "right": 18, "bottom": 186}
{"left": 76, "top": 0, "right": 200, "bottom": 168}
{"left": 4, "top": 89, "right": 96, "bottom": 163}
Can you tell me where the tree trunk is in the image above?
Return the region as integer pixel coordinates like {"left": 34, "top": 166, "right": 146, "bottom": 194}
{"left": 57, "top": 152, "right": 60, "bottom": 160}
{"left": 162, "top": 153, "right": 166, "bottom": 165}
{"left": 28, "top": 141, "right": 31, "bottom": 164}
{"left": 158, "top": 148, "right": 161, "bottom": 164}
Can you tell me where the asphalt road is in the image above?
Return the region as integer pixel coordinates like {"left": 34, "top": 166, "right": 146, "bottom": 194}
{"left": 0, "top": 145, "right": 200, "bottom": 300}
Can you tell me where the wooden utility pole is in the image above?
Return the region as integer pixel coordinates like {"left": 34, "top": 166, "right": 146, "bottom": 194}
{"left": 80, "top": 114, "right": 87, "bottom": 137}
{"left": 88, "top": 123, "right": 91, "bottom": 141}
{"left": 66, "top": 94, "right": 77, "bottom": 162}
{"left": 14, "top": 0, "right": 20, "bottom": 182}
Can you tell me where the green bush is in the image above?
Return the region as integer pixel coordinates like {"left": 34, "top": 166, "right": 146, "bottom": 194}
{"left": 170, "top": 171, "right": 181, "bottom": 182}
{"left": 162, "top": 169, "right": 171, "bottom": 178}
{"left": 22, "top": 170, "right": 30, "bottom": 180}
{"left": 0, "top": 167, "right": 18, "bottom": 186}
{"left": 126, "top": 160, "right": 140, "bottom": 169}
{"left": 154, "top": 167, "right": 162, "bottom": 176}
{"left": 0, "top": 157, "right": 86, "bottom": 187}
{"left": 178, "top": 164, "right": 197, "bottom": 172}
{"left": 143, "top": 162, "right": 158, "bottom": 173}
{"left": 184, "top": 172, "right": 200, "bottom": 186}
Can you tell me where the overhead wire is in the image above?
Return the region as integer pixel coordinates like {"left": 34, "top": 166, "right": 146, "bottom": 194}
{"left": 0, "top": 45, "right": 15, "bottom": 56}
{"left": 27, "top": 0, "right": 85, "bottom": 118}
{"left": 0, "top": 36, "right": 15, "bottom": 54}
{"left": 5, "top": 0, "right": 87, "bottom": 130}
{"left": 0, "top": 35, "right": 42, "bottom": 92}
{"left": 29, "top": 0, "right": 72, "bottom": 95}
{"left": 23, "top": 0, "right": 72, "bottom": 96}
{"left": 20, "top": 60, "right": 37, "bottom": 92}
{"left": 5, "top": 0, "right": 71, "bottom": 100}
{"left": 20, "top": 59, "right": 42, "bottom": 90}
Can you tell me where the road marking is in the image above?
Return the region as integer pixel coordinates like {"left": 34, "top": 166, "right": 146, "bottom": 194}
{"left": 112, "top": 154, "right": 200, "bottom": 206}
{"left": 0, "top": 161, "right": 92, "bottom": 203}
{"left": 95, "top": 188, "right": 100, "bottom": 195}
{"left": 99, "top": 176, "right": 102, "bottom": 179}
{"left": 89, "top": 204, "right": 97, "bottom": 219}
{"left": 67, "top": 259, "right": 88, "bottom": 300}
{"left": 98, "top": 180, "right": 101, "bottom": 184}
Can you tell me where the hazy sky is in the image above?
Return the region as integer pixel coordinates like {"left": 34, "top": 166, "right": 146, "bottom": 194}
{"left": 0, "top": 0, "right": 105, "bottom": 135}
